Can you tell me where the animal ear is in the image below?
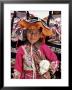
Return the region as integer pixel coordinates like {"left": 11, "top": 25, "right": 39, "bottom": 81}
{"left": 18, "top": 19, "right": 29, "bottom": 29}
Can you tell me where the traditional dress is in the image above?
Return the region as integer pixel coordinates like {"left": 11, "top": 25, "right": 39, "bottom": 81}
{"left": 14, "top": 41, "right": 59, "bottom": 79}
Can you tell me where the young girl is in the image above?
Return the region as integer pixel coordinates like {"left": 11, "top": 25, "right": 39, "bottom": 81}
{"left": 14, "top": 20, "right": 60, "bottom": 79}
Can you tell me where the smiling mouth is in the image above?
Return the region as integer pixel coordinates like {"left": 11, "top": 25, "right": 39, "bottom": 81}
{"left": 30, "top": 39, "right": 36, "bottom": 41}
{"left": 30, "top": 40, "right": 36, "bottom": 42}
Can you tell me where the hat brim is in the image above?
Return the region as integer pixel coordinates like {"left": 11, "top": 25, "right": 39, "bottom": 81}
{"left": 18, "top": 19, "right": 53, "bottom": 36}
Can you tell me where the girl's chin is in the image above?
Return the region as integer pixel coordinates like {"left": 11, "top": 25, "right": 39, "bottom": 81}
{"left": 29, "top": 41, "right": 37, "bottom": 44}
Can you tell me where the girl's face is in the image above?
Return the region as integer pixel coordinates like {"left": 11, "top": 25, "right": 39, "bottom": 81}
{"left": 27, "top": 29, "right": 41, "bottom": 44}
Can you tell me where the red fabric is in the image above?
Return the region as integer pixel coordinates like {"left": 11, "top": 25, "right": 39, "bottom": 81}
{"left": 40, "top": 44, "right": 60, "bottom": 63}
{"left": 14, "top": 47, "right": 24, "bottom": 73}
{"left": 14, "top": 44, "right": 60, "bottom": 79}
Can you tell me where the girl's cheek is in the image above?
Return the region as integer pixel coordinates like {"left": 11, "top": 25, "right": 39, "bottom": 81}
{"left": 27, "top": 34, "right": 31, "bottom": 39}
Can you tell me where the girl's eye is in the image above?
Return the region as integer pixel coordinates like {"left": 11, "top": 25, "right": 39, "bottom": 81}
{"left": 27, "top": 31, "right": 31, "bottom": 33}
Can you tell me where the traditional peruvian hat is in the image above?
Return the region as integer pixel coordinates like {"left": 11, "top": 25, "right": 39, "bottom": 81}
{"left": 18, "top": 18, "right": 53, "bottom": 36}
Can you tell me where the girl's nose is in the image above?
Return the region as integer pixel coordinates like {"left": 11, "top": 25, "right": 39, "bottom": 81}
{"left": 31, "top": 32, "right": 35, "bottom": 35}
{"left": 31, "top": 34, "right": 36, "bottom": 39}
{"left": 31, "top": 34, "right": 35, "bottom": 38}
